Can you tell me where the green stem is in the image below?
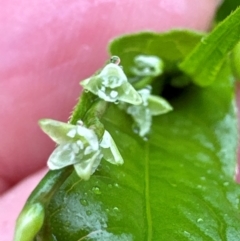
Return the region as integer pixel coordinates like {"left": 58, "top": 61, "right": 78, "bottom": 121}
{"left": 84, "top": 99, "right": 109, "bottom": 139}
{"left": 69, "top": 91, "right": 97, "bottom": 125}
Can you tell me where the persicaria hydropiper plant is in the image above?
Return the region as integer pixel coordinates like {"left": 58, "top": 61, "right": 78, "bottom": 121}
{"left": 14, "top": 6, "right": 240, "bottom": 240}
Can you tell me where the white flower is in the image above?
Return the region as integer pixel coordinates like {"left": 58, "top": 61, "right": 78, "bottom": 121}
{"left": 81, "top": 63, "right": 142, "bottom": 105}
{"left": 131, "top": 55, "right": 164, "bottom": 77}
{"left": 39, "top": 119, "right": 123, "bottom": 180}
{"left": 126, "top": 86, "right": 173, "bottom": 137}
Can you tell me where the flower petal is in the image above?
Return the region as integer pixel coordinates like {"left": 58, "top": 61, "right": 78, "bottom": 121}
{"left": 100, "top": 131, "right": 124, "bottom": 165}
{"left": 147, "top": 95, "right": 173, "bottom": 116}
{"left": 39, "top": 119, "right": 76, "bottom": 144}
{"left": 47, "top": 144, "right": 80, "bottom": 170}
{"left": 127, "top": 105, "right": 152, "bottom": 137}
{"left": 74, "top": 151, "right": 103, "bottom": 180}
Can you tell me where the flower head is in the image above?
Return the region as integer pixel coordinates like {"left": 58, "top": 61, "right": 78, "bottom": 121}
{"left": 81, "top": 63, "right": 142, "bottom": 105}
{"left": 126, "top": 86, "right": 173, "bottom": 137}
{"left": 39, "top": 119, "right": 123, "bottom": 180}
{"left": 131, "top": 55, "right": 164, "bottom": 77}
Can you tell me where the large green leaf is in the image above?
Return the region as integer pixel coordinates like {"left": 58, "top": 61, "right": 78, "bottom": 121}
{"left": 38, "top": 60, "right": 240, "bottom": 240}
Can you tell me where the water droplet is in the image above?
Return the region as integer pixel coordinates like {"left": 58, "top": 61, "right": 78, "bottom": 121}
{"left": 143, "top": 136, "right": 149, "bottom": 142}
{"left": 113, "top": 207, "right": 119, "bottom": 212}
{"left": 92, "top": 186, "right": 101, "bottom": 195}
{"left": 183, "top": 231, "right": 191, "bottom": 237}
{"left": 86, "top": 210, "right": 92, "bottom": 216}
{"left": 80, "top": 199, "right": 88, "bottom": 206}
{"left": 110, "top": 90, "right": 118, "bottom": 98}
{"left": 223, "top": 182, "right": 229, "bottom": 186}
{"left": 114, "top": 183, "right": 119, "bottom": 188}
{"left": 110, "top": 56, "right": 121, "bottom": 65}
{"left": 201, "top": 38, "right": 207, "bottom": 44}
{"left": 84, "top": 89, "right": 89, "bottom": 93}
{"left": 200, "top": 176, "right": 206, "bottom": 181}
{"left": 105, "top": 208, "right": 110, "bottom": 212}
{"left": 114, "top": 100, "right": 119, "bottom": 105}
{"left": 108, "top": 184, "right": 113, "bottom": 188}
{"left": 197, "top": 218, "right": 203, "bottom": 223}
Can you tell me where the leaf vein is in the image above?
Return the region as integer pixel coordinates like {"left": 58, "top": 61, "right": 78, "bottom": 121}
{"left": 144, "top": 143, "right": 152, "bottom": 240}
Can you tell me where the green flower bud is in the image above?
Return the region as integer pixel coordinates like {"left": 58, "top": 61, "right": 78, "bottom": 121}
{"left": 14, "top": 203, "right": 44, "bottom": 241}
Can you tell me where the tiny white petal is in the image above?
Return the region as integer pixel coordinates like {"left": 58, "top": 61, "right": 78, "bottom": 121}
{"left": 77, "top": 120, "right": 84, "bottom": 126}
{"left": 39, "top": 119, "right": 76, "bottom": 144}
{"left": 67, "top": 128, "right": 77, "bottom": 138}
{"left": 100, "top": 131, "right": 124, "bottom": 165}
{"left": 76, "top": 140, "right": 84, "bottom": 149}
{"left": 74, "top": 151, "right": 103, "bottom": 180}
{"left": 47, "top": 144, "right": 78, "bottom": 170}
{"left": 97, "top": 89, "right": 109, "bottom": 100}
{"left": 148, "top": 95, "right": 173, "bottom": 116}
{"left": 62, "top": 143, "right": 71, "bottom": 151}
{"left": 80, "top": 77, "right": 91, "bottom": 86}
{"left": 84, "top": 146, "right": 94, "bottom": 155}
{"left": 77, "top": 126, "right": 99, "bottom": 150}
{"left": 101, "top": 86, "right": 106, "bottom": 92}
{"left": 72, "top": 143, "right": 80, "bottom": 154}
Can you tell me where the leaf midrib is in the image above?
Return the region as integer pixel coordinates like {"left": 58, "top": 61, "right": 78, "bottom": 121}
{"left": 144, "top": 142, "right": 152, "bottom": 240}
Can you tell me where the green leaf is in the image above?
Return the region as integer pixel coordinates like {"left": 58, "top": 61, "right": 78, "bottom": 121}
{"left": 37, "top": 62, "right": 240, "bottom": 240}
{"left": 179, "top": 7, "right": 240, "bottom": 87}
{"left": 109, "top": 30, "right": 203, "bottom": 76}
{"left": 215, "top": 0, "right": 239, "bottom": 22}
{"left": 231, "top": 41, "right": 240, "bottom": 79}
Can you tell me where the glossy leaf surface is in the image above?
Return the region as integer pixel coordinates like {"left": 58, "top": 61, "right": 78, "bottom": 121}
{"left": 179, "top": 7, "right": 240, "bottom": 86}
{"left": 216, "top": 0, "right": 239, "bottom": 22}
{"left": 38, "top": 62, "right": 240, "bottom": 240}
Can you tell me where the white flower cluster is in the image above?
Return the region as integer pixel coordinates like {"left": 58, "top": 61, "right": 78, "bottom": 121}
{"left": 39, "top": 119, "right": 123, "bottom": 180}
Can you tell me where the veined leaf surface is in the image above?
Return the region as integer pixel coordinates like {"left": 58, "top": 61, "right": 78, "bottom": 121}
{"left": 38, "top": 63, "right": 240, "bottom": 240}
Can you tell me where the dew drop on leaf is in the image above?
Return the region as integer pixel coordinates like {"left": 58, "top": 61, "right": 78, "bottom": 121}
{"left": 92, "top": 186, "right": 101, "bottom": 195}
{"left": 86, "top": 210, "right": 92, "bottom": 216}
{"left": 223, "top": 182, "right": 229, "bottom": 186}
{"left": 197, "top": 218, "right": 203, "bottom": 223}
{"left": 110, "top": 55, "right": 121, "bottom": 65}
{"left": 183, "top": 231, "right": 191, "bottom": 237}
{"left": 113, "top": 207, "right": 119, "bottom": 212}
{"left": 80, "top": 199, "right": 88, "bottom": 206}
